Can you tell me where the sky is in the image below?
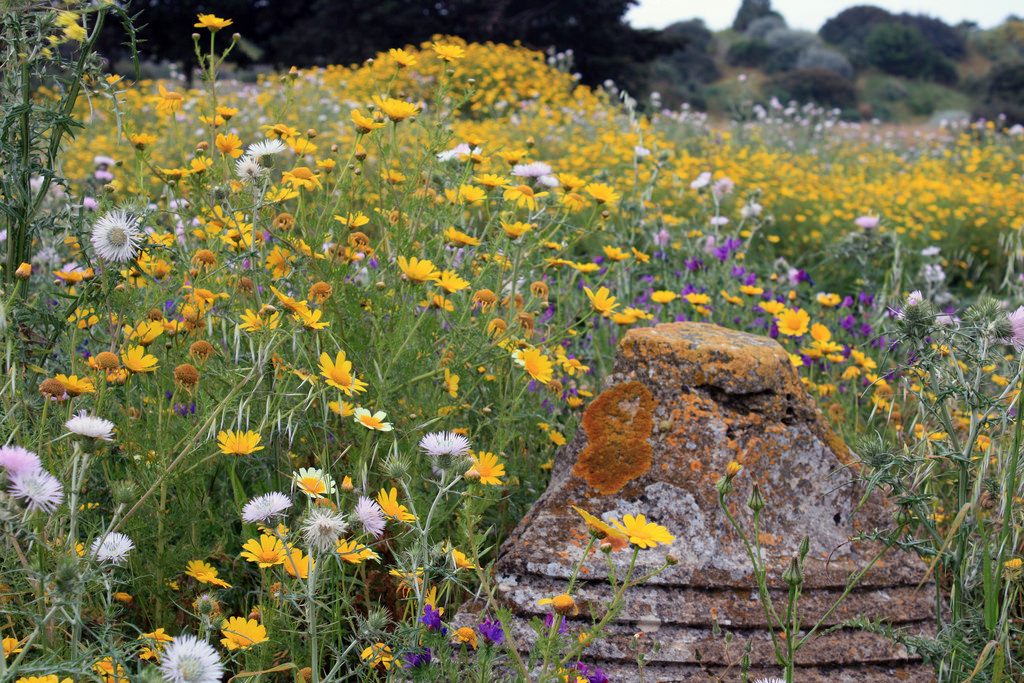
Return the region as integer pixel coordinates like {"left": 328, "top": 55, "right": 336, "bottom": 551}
{"left": 626, "top": 0, "right": 1019, "bottom": 32}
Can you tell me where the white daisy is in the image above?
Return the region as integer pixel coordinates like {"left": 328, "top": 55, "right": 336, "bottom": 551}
{"left": 301, "top": 509, "right": 348, "bottom": 552}
{"left": 418, "top": 431, "right": 471, "bottom": 458}
{"left": 159, "top": 634, "right": 223, "bottom": 683}
{"left": 8, "top": 468, "right": 64, "bottom": 512}
{"left": 66, "top": 411, "right": 115, "bottom": 440}
{"left": 91, "top": 531, "right": 134, "bottom": 564}
{"left": 512, "top": 161, "right": 553, "bottom": 178}
{"left": 241, "top": 492, "right": 292, "bottom": 524}
{"left": 354, "top": 495, "right": 386, "bottom": 538}
{"left": 90, "top": 209, "right": 141, "bottom": 262}
{"left": 235, "top": 154, "right": 267, "bottom": 183}
{"left": 246, "top": 138, "right": 288, "bottom": 158}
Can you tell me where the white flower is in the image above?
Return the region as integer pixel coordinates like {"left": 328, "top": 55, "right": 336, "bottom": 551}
{"left": 91, "top": 531, "right": 134, "bottom": 564}
{"left": 353, "top": 408, "right": 393, "bottom": 431}
{"left": 235, "top": 155, "right": 267, "bottom": 183}
{"left": 246, "top": 138, "right": 287, "bottom": 158}
{"left": 90, "top": 209, "right": 141, "bottom": 263}
{"left": 301, "top": 509, "right": 348, "bottom": 552}
{"left": 241, "top": 492, "right": 292, "bottom": 524}
{"left": 1007, "top": 305, "right": 1024, "bottom": 351}
{"left": 355, "top": 496, "right": 386, "bottom": 538}
{"left": 437, "top": 143, "right": 472, "bottom": 162}
{"left": 418, "top": 431, "right": 471, "bottom": 458}
{"left": 690, "top": 171, "right": 712, "bottom": 190}
{"left": 753, "top": 678, "right": 785, "bottom": 683}
{"left": 512, "top": 161, "right": 553, "bottom": 178}
{"left": 66, "top": 411, "right": 115, "bottom": 440}
{"left": 159, "top": 634, "right": 224, "bottom": 683}
{"left": 8, "top": 468, "right": 64, "bottom": 512}
{"left": 292, "top": 467, "right": 336, "bottom": 499}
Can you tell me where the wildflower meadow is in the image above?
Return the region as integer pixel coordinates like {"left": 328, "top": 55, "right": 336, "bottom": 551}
{"left": 2, "top": 3, "right": 1024, "bottom": 683}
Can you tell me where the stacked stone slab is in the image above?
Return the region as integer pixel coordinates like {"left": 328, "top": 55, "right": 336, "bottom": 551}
{"left": 470, "top": 322, "right": 933, "bottom": 681}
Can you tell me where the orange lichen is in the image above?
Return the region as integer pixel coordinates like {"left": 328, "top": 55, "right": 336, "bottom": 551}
{"left": 573, "top": 381, "right": 656, "bottom": 494}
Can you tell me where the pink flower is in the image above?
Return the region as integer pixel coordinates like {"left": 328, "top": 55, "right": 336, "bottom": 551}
{"left": 1007, "top": 306, "right": 1024, "bottom": 350}
{"left": 0, "top": 445, "right": 41, "bottom": 476}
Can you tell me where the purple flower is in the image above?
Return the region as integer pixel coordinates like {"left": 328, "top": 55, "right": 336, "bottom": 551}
{"left": 544, "top": 613, "right": 568, "bottom": 634}
{"left": 478, "top": 616, "right": 504, "bottom": 645}
{"left": 404, "top": 648, "right": 432, "bottom": 668}
{"left": 355, "top": 496, "right": 386, "bottom": 538}
{"left": 420, "top": 605, "right": 445, "bottom": 633}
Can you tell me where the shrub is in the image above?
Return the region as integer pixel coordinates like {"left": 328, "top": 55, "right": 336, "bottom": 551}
{"left": 731, "top": 0, "right": 780, "bottom": 32}
{"left": 795, "top": 45, "right": 854, "bottom": 80}
{"left": 974, "top": 61, "right": 1024, "bottom": 125}
{"left": 865, "top": 22, "right": 958, "bottom": 84}
{"left": 898, "top": 13, "right": 966, "bottom": 59}
{"left": 765, "top": 68, "right": 858, "bottom": 109}
{"left": 761, "top": 28, "right": 819, "bottom": 73}
{"left": 820, "top": 5, "right": 895, "bottom": 66}
{"left": 727, "top": 38, "right": 773, "bottom": 67}
{"left": 745, "top": 15, "right": 787, "bottom": 41}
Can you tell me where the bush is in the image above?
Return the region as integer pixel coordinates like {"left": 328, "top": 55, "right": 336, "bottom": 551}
{"left": 727, "top": 38, "right": 773, "bottom": 67}
{"left": 765, "top": 68, "right": 858, "bottom": 109}
{"left": 898, "top": 13, "right": 966, "bottom": 59}
{"left": 974, "top": 61, "right": 1024, "bottom": 125}
{"left": 795, "top": 45, "right": 854, "bottom": 79}
{"left": 762, "top": 28, "right": 819, "bottom": 73}
{"left": 745, "top": 15, "right": 787, "bottom": 41}
{"left": 820, "top": 5, "right": 895, "bottom": 66}
{"left": 866, "top": 22, "right": 958, "bottom": 84}
{"left": 732, "top": 0, "right": 780, "bottom": 32}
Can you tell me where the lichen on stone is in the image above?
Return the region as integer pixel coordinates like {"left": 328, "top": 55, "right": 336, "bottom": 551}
{"left": 572, "top": 380, "right": 656, "bottom": 494}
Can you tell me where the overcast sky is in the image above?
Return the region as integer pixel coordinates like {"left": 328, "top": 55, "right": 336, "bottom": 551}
{"left": 627, "top": 0, "right": 1019, "bottom": 31}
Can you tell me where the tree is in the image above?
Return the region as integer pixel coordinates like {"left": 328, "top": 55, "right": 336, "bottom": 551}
{"left": 819, "top": 5, "right": 895, "bottom": 66}
{"left": 865, "top": 22, "right": 957, "bottom": 84}
{"left": 975, "top": 61, "right": 1024, "bottom": 124}
{"left": 732, "top": 0, "right": 781, "bottom": 33}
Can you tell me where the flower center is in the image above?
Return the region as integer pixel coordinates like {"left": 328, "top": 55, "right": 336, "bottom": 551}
{"left": 107, "top": 226, "right": 128, "bottom": 247}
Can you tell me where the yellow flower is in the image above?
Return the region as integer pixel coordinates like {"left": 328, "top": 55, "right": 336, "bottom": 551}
{"left": 584, "top": 286, "right": 619, "bottom": 316}
{"left": 651, "top": 290, "right": 678, "bottom": 304}
{"left": 372, "top": 96, "right": 420, "bottom": 122}
{"left": 194, "top": 13, "right": 233, "bottom": 31}
{"left": 54, "top": 374, "right": 95, "bottom": 396}
{"left": 776, "top": 308, "right": 811, "bottom": 337}
{"left": 433, "top": 42, "right": 466, "bottom": 62}
{"left": 500, "top": 220, "right": 533, "bottom": 239}
{"left": 3, "top": 636, "right": 23, "bottom": 658}
{"left": 584, "top": 182, "right": 619, "bottom": 205}
{"left": 217, "top": 429, "right": 264, "bottom": 456}
{"left": 354, "top": 408, "right": 393, "bottom": 431}
{"left": 443, "top": 368, "right": 460, "bottom": 398}
{"left": 388, "top": 48, "right": 418, "bottom": 68}
{"left": 361, "top": 642, "right": 394, "bottom": 669}
{"left": 538, "top": 593, "right": 578, "bottom": 615}
{"left": 451, "top": 548, "right": 476, "bottom": 570}
{"left": 240, "top": 534, "right": 286, "bottom": 567}
{"left": 215, "top": 133, "right": 244, "bottom": 158}
{"left": 283, "top": 548, "right": 313, "bottom": 579}
{"left": 437, "top": 270, "right": 470, "bottom": 294}
{"left": 282, "top": 166, "right": 322, "bottom": 191}
{"left": 504, "top": 184, "right": 547, "bottom": 211}
{"left": 336, "top": 538, "right": 380, "bottom": 563}
{"left": 611, "top": 514, "right": 675, "bottom": 549}
{"left": 185, "top": 560, "right": 232, "bottom": 588}
{"left": 512, "top": 347, "right": 554, "bottom": 384}
{"left": 92, "top": 658, "right": 128, "bottom": 683}
{"left": 351, "top": 109, "right": 385, "bottom": 134}
{"left": 398, "top": 256, "right": 440, "bottom": 283}
{"left": 376, "top": 487, "right": 416, "bottom": 522}
{"left": 452, "top": 626, "right": 478, "bottom": 649}
{"left": 816, "top": 292, "right": 841, "bottom": 307}
{"left": 220, "top": 616, "right": 268, "bottom": 651}
{"left": 292, "top": 467, "right": 336, "bottom": 498}
{"left": 465, "top": 451, "right": 505, "bottom": 485}
{"left": 17, "top": 675, "right": 73, "bottom": 683}
{"left": 319, "top": 351, "right": 368, "bottom": 396}
{"left": 121, "top": 345, "right": 159, "bottom": 373}
{"left": 571, "top": 506, "right": 630, "bottom": 551}
{"left": 443, "top": 226, "right": 481, "bottom": 246}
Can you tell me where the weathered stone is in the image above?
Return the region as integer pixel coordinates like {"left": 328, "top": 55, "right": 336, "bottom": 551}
{"left": 468, "top": 322, "right": 933, "bottom": 681}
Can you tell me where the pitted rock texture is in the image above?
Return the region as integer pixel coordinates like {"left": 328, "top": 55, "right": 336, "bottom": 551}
{"left": 476, "top": 323, "right": 933, "bottom": 681}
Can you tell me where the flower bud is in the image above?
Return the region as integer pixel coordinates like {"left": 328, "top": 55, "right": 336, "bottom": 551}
{"left": 746, "top": 483, "right": 765, "bottom": 513}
